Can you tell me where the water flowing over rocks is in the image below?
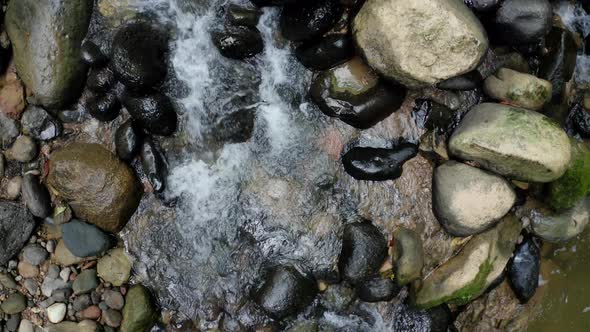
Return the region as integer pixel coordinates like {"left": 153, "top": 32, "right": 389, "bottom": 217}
{"left": 353, "top": 0, "right": 489, "bottom": 87}
{"left": 449, "top": 103, "right": 571, "bottom": 182}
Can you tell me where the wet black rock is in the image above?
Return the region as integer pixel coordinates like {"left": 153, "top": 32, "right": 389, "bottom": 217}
{"left": 86, "top": 92, "right": 121, "bottom": 122}
{"left": 210, "top": 109, "right": 255, "bottom": 144}
{"left": 62, "top": 219, "right": 114, "bottom": 257}
{"left": 87, "top": 67, "right": 117, "bottom": 93}
{"left": 111, "top": 22, "right": 168, "bottom": 91}
{"left": 356, "top": 276, "right": 401, "bottom": 302}
{"left": 413, "top": 99, "right": 457, "bottom": 135}
{"left": 571, "top": 104, "right": 590, "bottom": 138}
{"left": 20, "top": 106, "right": 62, "bottom": 141}
{"left": 255, "top": 266, "right": 318, "bottom": 319}
{"left": 279, "top": 0, "right": 343, "bottom": 42}
{"left": 295, "top": 34, "right": 355, "bottom": 70}
{"left": 539, "top": 27, "right": 577, "bottom": 104}
{"left": 0, "top": 201, "right": 35, "bottom": 265}
{"left": 508, "top": 237, "right": 540, "bottom": 303}
{"left": 57, "top": 106, "right": 87, "bottom": 123}
{"left": 115, "top": 120, "right": 143, "bottom": 161}
{"left": 464, "top": 0, "right": 500, "bottom": 12}
{"left": 338, "top": 222, "right": 387, "bottom": 284}
{"left": 121, "top": 92, "right": 177, "bottom": 136}
{"left": 393, "top": 303, "right": 452, "bottom": 332}
{"left": 211, "top": 26, "right": 263, "bottom": 60}
{"left": 140, "top": 138, "right": 168, "bottom": 193}
{"left": 494, "top": 0, "right": 552, "bottom": 46}
{"left": 227, "top": 4, "right": 261, "bottom": 28}
{"left": 21, "top": 174, "right": 52, "bottom": 219}
{"left": 342, "top": 144, "right": 418, "bottom": 181}
{"left": 437, "top": 71, "right": 482, "bottom": 90}
{"left": 81, "top": 40, "right": 108, "bottom": 68}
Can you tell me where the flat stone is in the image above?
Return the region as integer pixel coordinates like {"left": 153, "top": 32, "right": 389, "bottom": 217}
{"left": 449, "top": 103, "right": 571, "bottom": 182}
{"left": 72, "top": 269, "right": 99, "bottom": 295}
{"left": 18, "top": 319, "right": 34, "bottom": 332}
{"left": 0, "top": 272, "right": 18, "bottom": 289}
{"left": 103, "top": 309, "right": 122, "bottom": 327}
{"left": 22, "top": 244, "right": 49, "bottom": 266}
{"left": 0, "top": 112, "right": 20, "bottom": 148}
{"left": 52, "top": 240, "right": 85, "bottom": 266}
{"left": 62, "top": 220, "right": 113, "bottom": 258}
{"left": 97, "top": 248, "right": 132, "bottom": 287}
{"left": 1, "top": 293, "right": 27, "bottom": 314}
{"left": 0, "top": 201, "right": 35, "bottom": 265}
{"left": 18, "top": 261, "right": 39, "bottom": 279}
{"left": 41, "top": 277, "right": 70, "bottom": 298}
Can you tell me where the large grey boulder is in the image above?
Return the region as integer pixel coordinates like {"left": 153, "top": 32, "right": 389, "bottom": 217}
{"left": 0, "top": 201, "right": 35, "bottom": 265}
{"left": 353, "top": 0, "right": 488, "bottom": 87}
{"left": 449, "top": 103, "right": 571, "bottom": 182}
{"left": 413, "top": 215, "right": 522, "bottom": 309}
{"left": 5, "top": 0, "right": 93, "bottom": 109}
{"left": 433, "top": 161, "right": 516, "bottom": 237}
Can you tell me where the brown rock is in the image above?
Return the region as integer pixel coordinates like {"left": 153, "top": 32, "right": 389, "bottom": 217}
{"left": 81, "top": 305, "right": 102, "bottom": 320}
{"left": 0, "top": 63, "right": 26, "bottom": 119}
{"left": 46, "top": 143, "right": 142, "bottom": 233}
{"left": 17, "top": 261, "right": 39, "bottom": 278}
{"left": 53, "top": 240, "right": 84, "bottom": 266}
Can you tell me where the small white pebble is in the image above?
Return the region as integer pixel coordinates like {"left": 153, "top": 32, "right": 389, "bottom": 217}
{"left": 59, "top": 268, "right": 71, "bottom": 282}
{"left": 47, "top": 303, "right": 67, "bottom": 323}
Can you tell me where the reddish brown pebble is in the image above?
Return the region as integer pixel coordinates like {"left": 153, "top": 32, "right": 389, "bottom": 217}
{"left": 81, "top": 305, "right": 101, "bottom": 320}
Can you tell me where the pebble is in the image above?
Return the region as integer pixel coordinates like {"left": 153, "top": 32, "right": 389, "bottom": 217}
{"left": 62, "top": 220, "right": 114, "bottom": 258}
{"left": 23, "top": 279, "right": 38, "bottom": 296}
{"left": 22, "top": 244, "right": 48, "bottom": 266}
{"left": 59, "top": 268, "right": 71, "bottom": 282}
{"left": 47, "top": 265, "right": 60, "bottom": 279}
{"left": 21, "top": 174, "right": 52, "bottom": 219}
{"left": 103, "top": 290, "right": 124, "bottom": 310}
{"left": 72, "top": 294, "right": 92, "bottom": 311}
{"left": 1, "top": 293, "right": 27, "bottom": 314}
{"left": 103, "top": 308, "right": 122, "bottom": 327}
{"left": 41, "top": 277, "right": 70, "bottom": 298}
{"left": 47, "top": 303, "right": 67, "bottom": 323}
{"left": 80, "top": 305, "right": 101, "bottom": 320}
{"left": 46, "top": 240, "right": 56, "bottom": 254}
{"left": 72, "top": 269, "right": 99, "bottom": 295}
{"left": 18, "top": 319, "right": 34, "bottom": 332}
{"left": 6, "top": 314, "right": 21, "bottom": 331}
{"left": 0, "top": 272, "right": 18, "bottom": 289}
{"left": 5, "top": 136, "right": 37, "bottom": 162}
{"left": 3, "top": 176, "right": 23, "bottom": 200}
{"left": 17, "top": 261, "right": 39, "bottom": 279}
{"left": 97, "top": 248, "right": 132, "bottom": 287}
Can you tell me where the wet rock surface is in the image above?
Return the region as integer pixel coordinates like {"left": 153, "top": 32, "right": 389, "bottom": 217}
{"left": 140, "top": 138, "right": 168, "bottom": 193}
{"left": 342, "top": 144, "right": 418, "bottom": 181}
{"left": 86, "top": 92, "right": 122, "bottom": 122}
{"left": 20, "top": 106, "right": 62, "bottom": 141}
{"left": 338, "top": 222, "right": 387, "bottom": 284}
{"left": 295, "top": 34, "right": 355, "bottom": 70}
{"left": 279, "top": 0, "right": 342, "bottom": 42}
{"left": 211, "top": 26, "right": 263, "bottom": 60}
{"left": 21, "top": 174, "right": 52, "bottom": 219}
{"left": 483, "top": 68, "right": 552, "bottom": 111}
{"left": 122, "top": 92, "right": 177, "bottom": 136}
{"left": 115, "top": 120, "right": 143, "bottom": 161}
{"left": 494, "top": 0, "right": 552, "bottom": 46}
{"left": 508, "top": 237, "right": 540, "bottom": 303}
{"left": 356, "top": 276, "right": 400, "bottom": 303}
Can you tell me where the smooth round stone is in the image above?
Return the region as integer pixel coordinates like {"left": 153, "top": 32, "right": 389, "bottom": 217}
{"left": 121, "top": 285, "right": 157, "bottom": 332}
{"left": 1, "top": 293, "right": 26, "bottom": 314}
{"left": 87, "top": 67, "right": 117, "bottom": 93}
{"left": 111, "top": 22, "right": 168, "bottom": 91}
{"left": 121, "top": 92, "right": 177, "bottom": 136}
{"left": 62, "top": 219, "right": 114, "bottom": 258}
{"left": 227, "top": 4, "right": 261, "bottom": 28}
{"left": 18, "top": 261, "right": 39, "bottom": 279}
{"left": 18, "top": 319, "right": 34, "bottom": 332}
{"left": 140, "top": 138, "right": 168, "bottom": 193}
{"left": 86, "top": 92, "right": 121, "bottom": 122}
{"left": 97, "top": 248, "right": 132, "bottom": 287}
{"left": 81, "top": 40, "right": 108, "bottom": 67}
{"left": 483, "top": 68, "right": 552, "bottom": 111}
{"left": 80, "top": 305, "right": 101, "bottom": 320}
{"left": 356, "top": 277, "right": 401, "bottom": 302}
{"left": 295, "top": 34, "right": 355, "bottom": 70}
{"left": 6, "top": 314, "right": 20, "bottom": 331}
{"left": 20, "top": 105, "right": 62, "bottom": 141}
{"left": 21, "top": 174, "right": 52, "bottom": 219}
{"left": 115, "top": 120, "right": 142, "bottom": 161}
{"left": 47, "top": 303, "right": 67, "bottom": 323}
{"left": 0, "top": 272, "right": 18, "bottom": 289}
{"left": 72, "top": 269, "right": 99, "bottom": 295}
{"left": 508, "top": 237, "right": 540, "bottom": 303}
{"left": 5, "top": 136, "right": 37, "bottom": 163}
{"left": 437, "top": 71, "right": 482, "bottom": 91}
{"left": 103, "top": 309, "right": 123, "bottom": 327}
{"left": 280, "top": 0, "right": 342, "bottom": 42}
{"left": 494, "top": 0, "right": 552, "bottom": 46}
{"left": 53, "top": 240, "right": 84, "bottom": 266}
{"left": 22, "top": 244, "right": 48, "bottom": 266}
{"left": 342, "top": 144, "right": 418, "bottom": 181}
{"left": 432, "top": 161, "right": 516, "bottom": 237}
{"left": 338, "top": 222, "right": 387, "bottom": 284}
{"left": 103, "top": 290, "right": 125, "bottom": 310}
{"left": 73, "top": 294, "right": 92, "bottom": 311}
{"left": 3, "top": 176, "right": 22, "bottom": 201}
{"left": 255, "top": 266, "right": 318, "bottom": 319}
{"left": 392, "top": 227, "right": 424, "bottom": 285}
{"left": 211, "top": 25, "right": 263, "bottom": 60}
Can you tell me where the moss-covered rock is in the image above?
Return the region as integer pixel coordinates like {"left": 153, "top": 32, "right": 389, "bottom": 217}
{"left": 121, "top": 285, "right": 157, "bottom": 332}
{"left": 5, "top": 0, "right": 93, "bottom": 109}
{"left": 546, "top": 140, "right": 590, "bottom": 211}
{"left": 449, "top": 103, "right": 571, "bottom": 182}
{"left": 483, "top": 68, "right": 552, "bottom": 111}
{"left": 413, "top": 215, "right": 522, "bottom": 309}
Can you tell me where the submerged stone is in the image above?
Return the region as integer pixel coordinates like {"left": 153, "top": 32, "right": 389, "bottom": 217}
{"left": 433, "top": 161, "right": 516, "bottom": 237}
{"left": 122, "top": 92, "right": 178, "bottom": 136}
{"left": 507, "top": 237, "right": 540, "bottom": 303}
{"left": 0, "top": 201, "right": 35, "bottom": 265}
{"left": 546, "top": 140, "right": 590, "bottom": 211}
{"left": 255, "top": 266, "right": 318, "bottom": 319}
{"left": 342, "top": 144, "right": 418, "bottom": 181}
{"left": 483, "top": 68, "right": 552, "bottom": 111}
{"left": 5, "top": 0, "right": 93, "bottom": 108}
{"left": 353, "top": 0, "right": 488, "bottom": 87}
{"left": 211, "top": 25, "right": 263, "bottom": 60}
{"left": 413, "top": 215, "right": 522, "bottom": 309}
{"left": 338, "top": 222, "right": 387, "bottom": 284}
{"left": 449, "top": 103, "right": 571, "bottom": 183}
{"left": 295, "top": 34, "right": 355, "bottom": 70}
{"left": 311, "top": 58, "right": 406, "bottom": 129}
{"left": 47, "top": 143, "right": 142, "bottom": 233}
{"left": 392, "top": 227, "right": 424, "bottom": 285}
{"left": 279, "top": 0, "right": 342, "bottom": 42}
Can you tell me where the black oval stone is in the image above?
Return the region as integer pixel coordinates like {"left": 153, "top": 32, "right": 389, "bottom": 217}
{"left": 140, "top": 138, "right": 168, "bottom": 193}
{"left": 22, "top": 174, "right": 52, "bottom": 219}
{"left": 342, "top": 144, "right": 418, "bottom": 181}
{"left": 111, "top": 22, "right": 168, "bottom": 91}
{"left": 81, "top": 40, "right": 108, "bottom": 68}
{"left": 508, "top": 237, "right": 540, "bottom": 303}
{"left": 494, "top": 0, "right": 552, "bottom": 46}
{"left": 338, "top": 222, "right": 387, "bottom": 284}
{"left": 87, "top": 67, "right": 117, "bottom": 93}
{"left": 279, "top": 0, "right": 343, "bottom": 42}
{"left": 356, "top": 276, "right": 401, "bottom": 303}
{"left": 255, "top": 265, "right": 318, "bottom": 319}
{"left": 86, "top": 92, "right": 121, "bottom": 122}
{"left": 115, "top": 120, "right": 143, "bottom": 161}
{"left": 122, "top": 92, "right": 177, "bottom": 136}
{"left": 211, "top": 25, "right": 263, "bottom": 60}
{"left": 295, "top": 34, "right": 355, "bottom": 70}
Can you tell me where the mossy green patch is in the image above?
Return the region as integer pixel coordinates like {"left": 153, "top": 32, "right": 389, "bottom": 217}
{"left": 547, "top": 141, "right": 590, "bottom": 211}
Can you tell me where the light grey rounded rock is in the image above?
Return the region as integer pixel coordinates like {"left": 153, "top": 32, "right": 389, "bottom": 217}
{"left": 47, "top": 303, "right": 67, "bottom": 323}
{"left": 433, "top": 161, "right": 516, "bottom": 236}
{"left": 18, "top": 319, "right": 34, "bottom": 332}
{"left": 353, "top": 0, "right": 488, "bottom": 87}
{"left": 22, "top": 244, "right": 48, "bottom": 266}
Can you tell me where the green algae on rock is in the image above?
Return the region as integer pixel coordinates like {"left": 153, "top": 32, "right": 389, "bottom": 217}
{"left": 46, "top": 143, "right": 142, "bottom": 233}
{"left": 546, "top": 140, "right": 590, "bottom": 211}
{"left": 483, "top": 68, "right": 552, "bottom": 111}
{"left": 121, "top": 285, "right": 158, "bottom": 332}
{"left": 413, "top": 215, "right": 522, "bottom": 309}
{"left": 449, "top": 103, "right": 571, "bottom": 183}
{"left": 5, "top": 0, "right": 93, "bottom": 109}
